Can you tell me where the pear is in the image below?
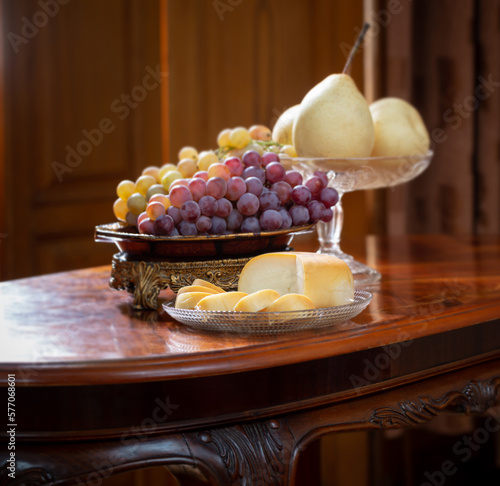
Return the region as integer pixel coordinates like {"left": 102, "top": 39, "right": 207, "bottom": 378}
{"left": 369, "top": 97, "right": 430, "bottom": 157}
{"left": 292, "top": 74, "right": 375, "bottom": 158}
{"left": 272, "top": 104, "right": 300, "bottom": 145}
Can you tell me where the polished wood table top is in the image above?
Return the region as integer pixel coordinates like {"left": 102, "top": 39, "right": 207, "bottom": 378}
{"left": 1, "top": 234, "right": 500, "bottom": 485}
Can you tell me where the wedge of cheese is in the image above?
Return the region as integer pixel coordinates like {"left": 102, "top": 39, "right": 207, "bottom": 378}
{"left": 233, "top": 289, "right": 281, "bottom": 312}
{"left": 238, "top": 252, "right": 354, "bottom": 307}
{"left": 177, "top": 285, "right": 219, "bottom": 296}
{"left": 263, "top": 293, "right": 315, "bottom": 312}
{"left": 175, "top": 292, "right": 213, "bottom": 309}
{"left": 195, "top": 292, "right": 248, "bottom": 311}
{"left": 191, "top": 278, "right": 226, "bottom": 293}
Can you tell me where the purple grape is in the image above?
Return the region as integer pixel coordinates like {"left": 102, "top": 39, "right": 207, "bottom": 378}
{"left": 307, "top": 200, "right": 326, "bottom": 223}
{"left": 237, "top": 193, "right": 260, "bottom": 216}
{"left": 168, "top": 227, "right": 180, "bottom": 236}
{"left": 215, "top": 197, "right": 232, "bottom": 218}
{"left": 241, "top": 217, "right": 261, "bottom": 233}
{"left": 265, "top": 162, "right": 286, "bottom": 183}
{"left": 260, "top": 209, "right": 283, "bottom": 231}
{"left": 126, "top": 212, "right": 138, "bottom": 226}
{"left": 206, "top": 177, "right": 227, "bottom": 199}
{"left": 314, "top": 170, "right": 329, "bottom": 188}
{"left": 198, "top": 195, "right": 218, "bottom": 217}
{"left": 196, "top": 215, "right": 212, "bottom": 233}
{"left": 320, "top": 207, "right": 334, "bottom": 223}
{"left": 178, "top": 220, "right": 198, "bottom": 236}
{"left": 245, "top": 177, "right": 264, "bottom": 196}
{"left": 262, "top": 152, "right": 280, "bottom": 167}
{"left": 243, "top": 166, "right": 266, "bottom": 183}
{"left": 284, "top": 170, "right": 303, "bottom": 188}
{"left": 227, "top": 208, "right": 244, "bottom": 231}
{"left": 278, "top": 209, "right": 292, "bottom": 229}
{"left": 259, "top": 191, "right": 280, "bottom": 211}
{"left": 224, "top": 156, "right": 244, "bottom": 177}
{"left": 209, "top": 216, "right": 227, "bottom": 235}
{"left": 153, "top": 214, "right": 174, "bottom": 235}
{"left": 225, "top": 176, "right": 246, "bottom": 201}
{"left": 139, "top": 217, "right": 156, "bottom": 235}
{"left": 271, "top": 181, "right": 292, "bottom": 204}
{"left": 291, "top": 185, "right": 312, "bottom": 205}
{"left": 242, "top": 150, "right": 262, "bottom": 167}
{"left": 320, "top": 187, "right": 339, "bottom": 207}
{"left": 180, "top": 200, "right": 201, "bottom": 222}
{"left": 289, "top": 205, "right": 310, "bottom": 226}
{"left": 305, "top": 176, "right": 324, "bottom": 198}
{"left": 167, "top": 206, "right": 182, "bottom": 225}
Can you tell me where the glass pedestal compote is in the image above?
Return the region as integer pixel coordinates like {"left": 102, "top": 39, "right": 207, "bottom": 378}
{"left": 284, "top": 151, "right": 433, "bottom": 285}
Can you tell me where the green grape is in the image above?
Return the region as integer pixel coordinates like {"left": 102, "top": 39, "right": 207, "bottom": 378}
{"left": 127, "top": 192, "right": 147, "bottom": 215}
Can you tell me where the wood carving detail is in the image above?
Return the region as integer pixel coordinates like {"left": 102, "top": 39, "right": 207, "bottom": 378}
{"left": 0, "top": 466, "right": 54, "bottom": 486}
{"left": 197, "top": 419, "right": 290, "bottom": 485}
{"left": 371, "top": 378, "right": 500, "bottom": 428}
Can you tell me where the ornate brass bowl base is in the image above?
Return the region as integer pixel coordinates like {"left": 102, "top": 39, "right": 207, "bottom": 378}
{"left": 109, "top": 252, "right": 253, "bottom": 310}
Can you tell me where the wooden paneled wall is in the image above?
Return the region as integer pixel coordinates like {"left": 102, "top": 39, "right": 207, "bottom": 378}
{"left": 1, "top": 0, "right": 162, "bottom": 280}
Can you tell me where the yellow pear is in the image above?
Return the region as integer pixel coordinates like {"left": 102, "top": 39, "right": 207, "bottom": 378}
{"left": 272, "top": 104, "right": 300, "bottom": 145}
{"left": 292, "top": 74, "right": 375, "bottom": 158}
{"left": 369, "top": 97, "right": 430, "bottom": 157}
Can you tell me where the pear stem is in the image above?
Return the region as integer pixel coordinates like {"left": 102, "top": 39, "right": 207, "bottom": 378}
{"left": 342, "top": 22, "right": 370, "bottom": 75}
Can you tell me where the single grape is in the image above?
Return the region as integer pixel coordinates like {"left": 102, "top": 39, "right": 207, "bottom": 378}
{"left": 168, "top": 227, "right": 180, "bottom": 236}
{"left": 169, "top": 185, "right": 193, "bottom": 208}
{"left": 158, "top": 164, "right": 178, "bottom": 182}
{"left": 278, "top": 209, "right": 292, "bottom": 229}
{"left": 242, "top": 150, "right": 262, "bottom": 168}
{"left": 178, "top": 146, "right": 198, "bottom": 161}
{"left": 207, "top": 162, "right": 231, "bottom": 182}
{"left": 243, "top": 166, "right": 266, "bottom": 183}
{"left": 249, "top": 124, "right": 272, "bottom": 141}
{"left": 127, "top": 193, "right": 147, "bottom": 215}
{"left": 289, "top": 205, "right": 310, "bottom": 226}
{"left": 217, "top": 128, "right": 231, "bottom": 147}
{"left": 245, "top": 176, "right": 264, "bottom": 196}
{"left": 209, "top": 216, "right": 227, "bottom": 235}
{"left": 225, "top": 176, "right": 246, "bottom": 201}
{"left": 180, "top": 200, "right": 201, "bottom": 222}
{"left": 142, "top": 166, "right": 160, "bottom": 181}
{"left": 261, "top": 152, "right": 280, "bottom": 167}
{"left": 135, "top": 175, "right": 156, "bottom": 196}
{"left": 241, "top": 217, "right": 261, "bottom": 233}
{"left": 320, "top": 207, "right": 334, "bottom": 223}
{"left": 314, "top": 170, "right": 329, "bottom": 188}
{"left": 137, "top": 211, "right": 148, "bottom": 226}
{"left": 169, "top": 178, "right": 189, "bottom": 190}
{"left": 237, "top": 193, "right": 260, "bottom": 216}
{"left": 206, "top": 177, "right": 227, "bottom": 200}
{"left": 161, "top": 170, "right": 183, "bottom": 191}
{"left": 167, "top": 206, "right": 182, "bottom": 225}
{"left": 196, "top": 215, "right": 212, "bottom": 233}
{"left": 197, "top": 151, "right": 219, "bottom": 171}
{"left": 229, "top": 127, "right": 251, "bottom": 149}
{"left": 188, "top": 178, "right": 206, "bottom": 202}
{"left": 177, "top": 158, "right": 198, "bottom": 178}
{"left": 224, "top": 156, "right": 244, "bottom": 177}
{"left": 178, "top": 220, "right": 198, "bottom": 236}
{"left": 125, "top": 211, "right": 138, "bottom": 227}
{"left": 259, "top": 191, "right": 280, "bottom": 211}
{"left": 320, "top": 187, "right": 339, "bottom": 207}
{"left": 284, "top": 170, "right": 303, "bottom": 188}
{"left": 271, "top": 181, "right": 292, "bottom": 204}
{"left": 193, "top": 170, "right": 209, "bottom": 181}
{"left": 117, "top": 180, "right": 136, "bottom": 200}
{"left": 146, "top": 201, "right": 166, "bottom": 221}
{"left": 198, "top": 195, "right": 218, "bottom": 217}
{"left": 154, "top": 214, "right": 175, "bottom": 235}
{"left": 148, "top": 193, "right": 171, "bottom": 209}
{"left": 307, "top": 200, "right": 326, "bottom": 223}
{"left": 265, "top": 162, "right": 286, "bottom": 183}
{"left": 227, "top": 208, "right": 244, "bottom": 231}
{"left": 113, "top": 197, "right": 128, "bottom": 221}
{"left": 291, "top": 185, "right": 312, "bottom": 205}
{"left": 305, "top": 176, "right": 324, "bottom": 198}
{"left": 260, "top": 209, "right": 283, "bottom": 231}
{"left": 215, "top": 197, "right": 232, "bottom": 218}
{"left": 139, "top": 217, "right": 156, "bottom": 235}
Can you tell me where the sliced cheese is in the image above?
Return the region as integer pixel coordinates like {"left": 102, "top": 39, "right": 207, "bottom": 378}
{"left": 191, "top": 278, "right": 226, "bottom": 293}
{"left": 175, "top": 292, "right": 213, "bottom": 309}
{"left": 263, "top": 293, "right": 315, "bottom": 312}
{"left": 177, "top": 285, "right": 219, "bottom": 296}
{"left": 195, "top": 292, "right": 248, "bottom": 311}
{"left": 238, "top": 252, "right": 354, "bottom": 307}
{"left": 233, "top": 289, "right": 281, "bottom": 312}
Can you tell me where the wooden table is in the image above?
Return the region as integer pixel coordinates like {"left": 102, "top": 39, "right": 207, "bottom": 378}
{"left": 1, "top": 234, "right": 500, "bottom": 485}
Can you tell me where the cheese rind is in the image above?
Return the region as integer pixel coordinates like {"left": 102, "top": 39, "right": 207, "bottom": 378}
{"left": 233, "top": 289, "right": 281, "bottom": 312}
{"left": 175, "top": 292, "right": 213, "bottom": 309}
{"left": 263, "top": 293, "right": 315, "bottom": 312}
{"left": 195, "top": 292, "right": 248, "bottom": 311}
{"left": 238, "top": 252, "right": 354, "bottom": 307}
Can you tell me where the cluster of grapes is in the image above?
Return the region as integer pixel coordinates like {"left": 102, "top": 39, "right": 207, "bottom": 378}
{"left": 114, "top": 150, "right": 338, "bottom": 237}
